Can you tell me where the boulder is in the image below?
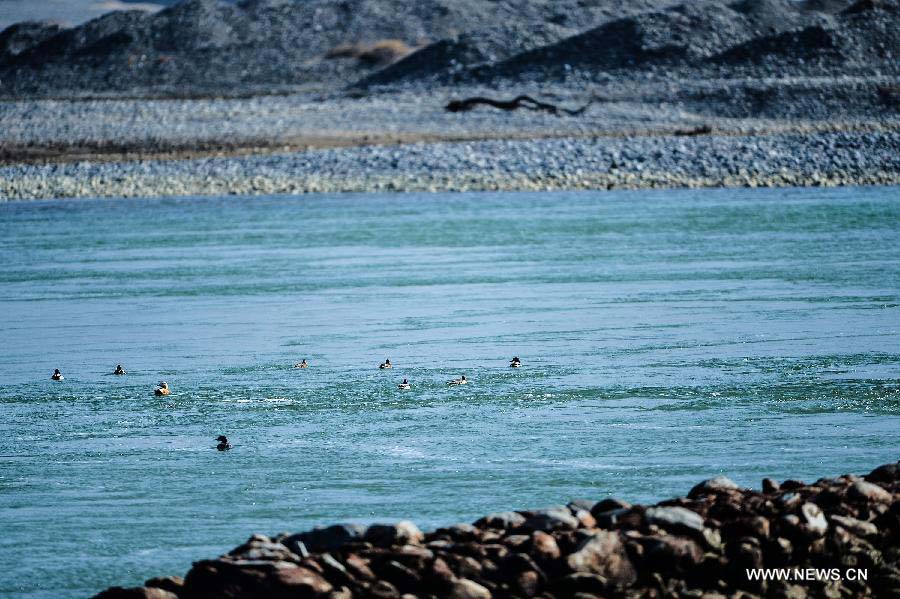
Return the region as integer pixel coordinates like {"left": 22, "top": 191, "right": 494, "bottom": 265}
{"left": 524, "top": 507, "right": 579, "bottom": 532}
{"left": 565, "top": 530, "right": 636, "bottom": 586}
{"left": 848, "top": 480, "right": 893, "bottom": 504}
{"left": 286, "top": 524, "right": 365, "bottom": 553}
{"left": 446, "top": 578, "right": 492, "bottom": 599}
{"left": 143, "top": 577, "right": 183, "bottom": 594}
{"left": 590, "top": 498, "right": 631, "bottom": 516}
{"left": 644, "top": 506, "right": 705, "bottom": 534}
{"left": 530, "top": 531, "right": 561, "bottom": 561}
{"left": 643, "top": 535, "right": 704, "bottom": 572}
{"left": 273, "top": 565, "right": 334, "bottom": 595}
{"left": 762, "top": 478, "right": 780, "bottom": 493}
{"left": 799, "top": 503, "right": 828, "bottom": 536}
{"left": 865, "top": 461, "right": 900, "bottom": 484}
{"left": 365, "top": 521, "right": 424, "bottom": 547}
{"left": 688, "top": 476, "right": 741, "bottom": 498}
{"left": 475, "top": 511, "right": 526, "bottom": 530}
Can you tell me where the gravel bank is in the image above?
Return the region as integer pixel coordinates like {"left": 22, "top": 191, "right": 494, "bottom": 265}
{"left": 2, "top": 129, "right": 898, "bottom": 200}
{"left": 93, "top": 460, "right": 900, "bottom": 598}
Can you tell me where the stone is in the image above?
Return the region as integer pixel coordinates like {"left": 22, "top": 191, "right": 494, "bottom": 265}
{"left": 143, "top": 577, "right": 183, "bottom": 594}
{"left": 554, "top": 573, "right": 610, "bottom": 595}
{"left": 446, "top": 578, "right": 492, "bottom": 599}
{"left": 515, "top": 569, "right": 541, "bottom": 597}
{"left": 800, "top": 503, "right": 828, "bottom": 536}
{"left": 365, "top": 521, "right": 424, "bottom": 546}
{"left": 688, "top": 476, "right": 741, "bottom": 498}
{"left": 591, "top": 498, "right": 631, "bottom": 516}
{"left": 593, "top": 507, "right": 631, "bottom": 529}
{"left": 830, "top": 515, "right": 878, "bottom": 538}
{"left": 275, "top": 566, "right": 334, "bottom": 595}
{"left": 565, "top": 530, "right": 636, "bottom": 585}
{"left": 762, "top": 478, "right": 780, "bottom": 493}
{"left": 286, "top": 524, "right": 365, "bottom": 553}
{"left": 344, "top": 554, "right": 375, "bottom": 581}
{"left": 573, "top": 509, "right": 597, "bottom": 529}
{"left": 476, "top": 511, "right": 526, "bottom": 530}
{"left": 865, "top": 462, "right": 900, "bottom": 484}
{"left": 568, "top": 499, "right": 597, "bottom": 512}
{"left": 524, "top": 507, "right": 579, "bottom": 531}
{"left": 848, "top": 480, "right": 893, "bottom": 504}
{"left": 645, "top": 506, "right": 705, "bottom": 534}
{"left": 369, "top": 580, "right": 401, "bottom": 599}
{"left": 530, "top": 531, "right": 561, "bottom": 561}
{"left": 643, "top": 535, "right": 704, "bottom": 572}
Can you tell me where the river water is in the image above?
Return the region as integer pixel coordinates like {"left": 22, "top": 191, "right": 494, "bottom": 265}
{"left": 1, "top": 187, "right": 898, "bottom": 597}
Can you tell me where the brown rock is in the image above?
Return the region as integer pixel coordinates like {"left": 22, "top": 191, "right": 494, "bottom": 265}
{"left": 143, "top": 577, "right": 183, "bottom": 594}
{"left": 328, "top": 587, "right": 353, "bottom": 599}
{"left": 446, "top": 578, "right": 492, "bottom": 599}
{"left": 381, "top": 560, "right": 421, "bottom": 593}
{"left": 590, "top": 498, "right": 631, "bottom": 516}
{"left": 762, "top": 478, "right": 780, "bottom": 494}
{"left": 365, "top": 521, "right": 424, "bottom": 547}
{"left": 344, "top": 554, "right": 375, "bottom": 581}
{"left": 428, "top": 558, "right": 455, "bottom": 584}
{"left": 515, "top": 570, "right": 541, "bottom": 597}
{"left": 688, "top": 476, "right": 741, "bottom": 498}
{"left": 553, "top": 573, "right": 610, "bottom": 595}
{"left": 369, "top": 580, "right": 400, "bottom": 599}
{"left": 565, "top": 530, "right": 636, "bottom": 586}
{"left": 865, "top": 461, "right": 899, "bottom": 484}
{"left": 504, "top": 534, "right": 530, "bottom": 549}
{"left": 848, "top": 480, "right": 893, "bottom": 504}
{"left": 274, "top": 565, "right": 334, "bottom": 596}
{"left": 524, "top": 507, "right": 579, "bottom": 532}
{"left": 475, "top": 511, "right": 526, "bottom": 530}
{"left": 830, "top": 514, "right": 878, "bottom": 538}
{"left": 643, "top": 535, "right": 704, "bottom": 573}
{"left": 530, "top": 531, "right": 561, "bottom": 561}
{"left": 573, "top": 509, "right": 597, "bottom": 529}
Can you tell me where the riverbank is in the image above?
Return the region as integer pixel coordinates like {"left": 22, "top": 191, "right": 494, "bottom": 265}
{"left": 3, "top": 127, "right": 899, "bottom": 200}
{"left": 94, "top": 461, "right": 899, "bottom": 598}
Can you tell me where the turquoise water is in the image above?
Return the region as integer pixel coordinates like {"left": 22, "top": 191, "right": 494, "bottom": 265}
{"left": 1, "top": 187, "right": 898, "bottom": 597}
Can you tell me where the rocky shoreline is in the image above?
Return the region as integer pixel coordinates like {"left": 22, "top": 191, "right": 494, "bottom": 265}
{"left": 3, "top": 128, "right": 899, "bottom": 200}
{"left": 94, "top": 461, "right": 899, "bottom": 598}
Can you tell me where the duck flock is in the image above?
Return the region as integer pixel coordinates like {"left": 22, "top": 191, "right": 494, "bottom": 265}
{"left": 46, "top": 356, "right": 524, "bottom": 451}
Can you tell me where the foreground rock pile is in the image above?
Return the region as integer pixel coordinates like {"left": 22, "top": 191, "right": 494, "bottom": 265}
{"left": 96, "top": 461, "right": 899, "bottom": 598}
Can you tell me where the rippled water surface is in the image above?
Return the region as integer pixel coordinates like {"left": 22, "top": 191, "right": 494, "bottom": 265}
{"left": 1, "top": 188, "right": 898, "bottom": 597}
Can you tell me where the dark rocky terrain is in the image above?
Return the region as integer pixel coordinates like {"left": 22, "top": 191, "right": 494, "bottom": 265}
{"left": 1, "top": 0, "right": 898, "bottom": 197}
{"left": 1, "top": 0, "right": 897, "bottom": 102}
{"left": 0, "top": 0, "right": 672, "bottom": 98}
{"left": 93, "top": 461, "right": 900, "bottom": 598}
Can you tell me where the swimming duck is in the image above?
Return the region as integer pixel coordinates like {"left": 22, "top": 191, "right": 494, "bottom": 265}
{"left": 379, "top": 359, "right": 393, "bottom": 369}
{"left": 510, "top": 356, "right": 521, "bottom": 368}
{"left": 216, "top": 435, "right": 232, "bottom": 451}
{"left": 51, "top": 368, "right": 64, "bottom": 381}
{"left": 154, "top": 381, "right": 170, "bottom": 396}
{"left": 447, "top": 375, "right": 468, "bottom": 386}
{"left": 398, "top": 378, "right": 411, "bottom": 390}
{"left": 295, "top": 359, "right": 309, "bottom": 369}
{"left": 114, "top": 364, "right": 126, "bottom": 375}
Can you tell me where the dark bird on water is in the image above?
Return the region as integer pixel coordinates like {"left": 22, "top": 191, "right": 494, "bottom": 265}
{"left": 216, "top": 435, "right": 232, "bottom": 451}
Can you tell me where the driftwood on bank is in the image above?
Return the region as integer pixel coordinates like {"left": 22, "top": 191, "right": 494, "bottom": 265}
{"left": 445, "top": 94, "right": 597, "bottom": 116}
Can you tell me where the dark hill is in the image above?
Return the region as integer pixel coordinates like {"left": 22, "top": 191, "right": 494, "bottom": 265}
{"left": 0, "top": 0, "right": 673, "bottom": 98}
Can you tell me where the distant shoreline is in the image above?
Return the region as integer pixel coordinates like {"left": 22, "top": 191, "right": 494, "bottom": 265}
{"left": 3, "top": 127, "right": 898, "bottom": 201}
